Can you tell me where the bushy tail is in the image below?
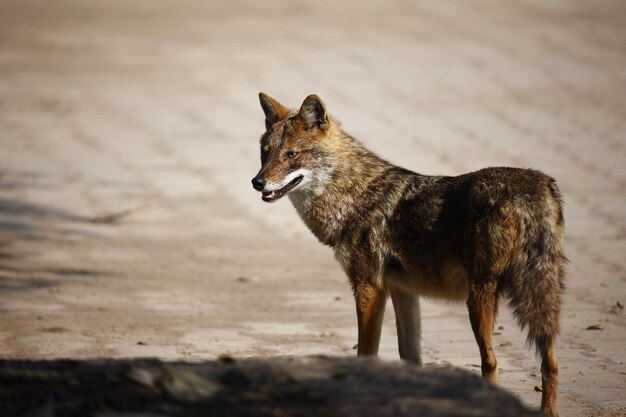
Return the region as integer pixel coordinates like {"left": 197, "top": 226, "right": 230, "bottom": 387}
{"left": 504, "top": 181, "right": 566, "bottom": 356}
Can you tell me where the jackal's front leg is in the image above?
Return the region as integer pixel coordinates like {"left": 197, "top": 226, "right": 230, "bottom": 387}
{"left": 390, "top": 286, "right": 421, "bottom": 365}
{"left": 354, "top": 283, "right": 387, "bottom": 356}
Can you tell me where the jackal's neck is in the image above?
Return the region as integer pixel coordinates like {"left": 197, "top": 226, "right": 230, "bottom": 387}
{"left": 288, "top": 128, "right": 395, "bottom": 246}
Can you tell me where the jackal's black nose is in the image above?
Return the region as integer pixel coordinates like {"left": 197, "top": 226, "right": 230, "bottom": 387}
{"left": 252, "top": 176, "right": 266, "bottom": 191}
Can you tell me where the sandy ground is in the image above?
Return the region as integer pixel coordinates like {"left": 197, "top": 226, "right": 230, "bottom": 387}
{"left": 0, "top": 0, "right": 624, "bottom": 415}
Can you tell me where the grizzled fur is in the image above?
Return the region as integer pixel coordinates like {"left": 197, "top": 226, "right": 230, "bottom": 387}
{"left": 252, "top": 93, "right": 566, "bottom": 417}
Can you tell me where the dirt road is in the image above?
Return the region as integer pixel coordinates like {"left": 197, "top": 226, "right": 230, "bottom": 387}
{"left": 0, "top": 1, "right": 625, "bottom": 415}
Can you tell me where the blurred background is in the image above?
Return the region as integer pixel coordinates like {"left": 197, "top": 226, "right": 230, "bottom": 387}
{"left": 0, "top": 0, "right": 624, "bottom": 415}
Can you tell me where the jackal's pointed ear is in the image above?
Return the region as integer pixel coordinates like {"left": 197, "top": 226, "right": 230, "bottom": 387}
{"left": 299, "top": 94, "right": 329, "bottom": 130}
{"left": 259, "top": 93, "right": 289, "bottom": 130}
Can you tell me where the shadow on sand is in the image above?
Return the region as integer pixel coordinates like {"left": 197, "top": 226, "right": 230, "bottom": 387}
{"left": 0, "top": 171, "right": 120, "bottom": 297}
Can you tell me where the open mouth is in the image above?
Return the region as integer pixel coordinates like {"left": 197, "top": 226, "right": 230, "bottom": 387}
{"left": 262, "top": 175, "right": 304, "bottom": 202}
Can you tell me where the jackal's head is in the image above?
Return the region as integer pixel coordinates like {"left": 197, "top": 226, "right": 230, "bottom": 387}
{"left": 252, "top": 93, "right": 334, "bottom": 203}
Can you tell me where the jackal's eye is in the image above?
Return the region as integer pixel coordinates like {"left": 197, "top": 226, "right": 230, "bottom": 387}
{"left": 286, "top": 151, "right": 298, "bottom": 159}
{"left": 261, "top": 146, "right": 269, "bottom": 163}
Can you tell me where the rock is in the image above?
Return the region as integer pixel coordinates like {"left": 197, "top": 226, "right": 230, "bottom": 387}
{"left": 609, "top": 301, "right": 623, "bottom": 315}
{"left": 0, "top": 356, "right": 543, "bottom": 417}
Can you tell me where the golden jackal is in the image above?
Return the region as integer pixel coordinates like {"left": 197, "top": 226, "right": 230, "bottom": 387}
{"left": 251, "top": 93, "right": 566, "bottom": 417}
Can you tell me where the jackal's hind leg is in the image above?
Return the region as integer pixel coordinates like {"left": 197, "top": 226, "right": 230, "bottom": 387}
{"left": 354, "top": 283, "right": 387, "bottom": 356}
{"left": 540, "top": 336, "right": 559, "bottom": 417}
{"left": 390, "top": 286, "right": 421, "bottom": 365}
{"left": 467, "top": 286, "right": 499, "bottom": 384}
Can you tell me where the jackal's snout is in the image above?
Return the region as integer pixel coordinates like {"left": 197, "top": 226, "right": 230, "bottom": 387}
{"left": 251, "top": 175, "right": 266, "bottom": 191}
